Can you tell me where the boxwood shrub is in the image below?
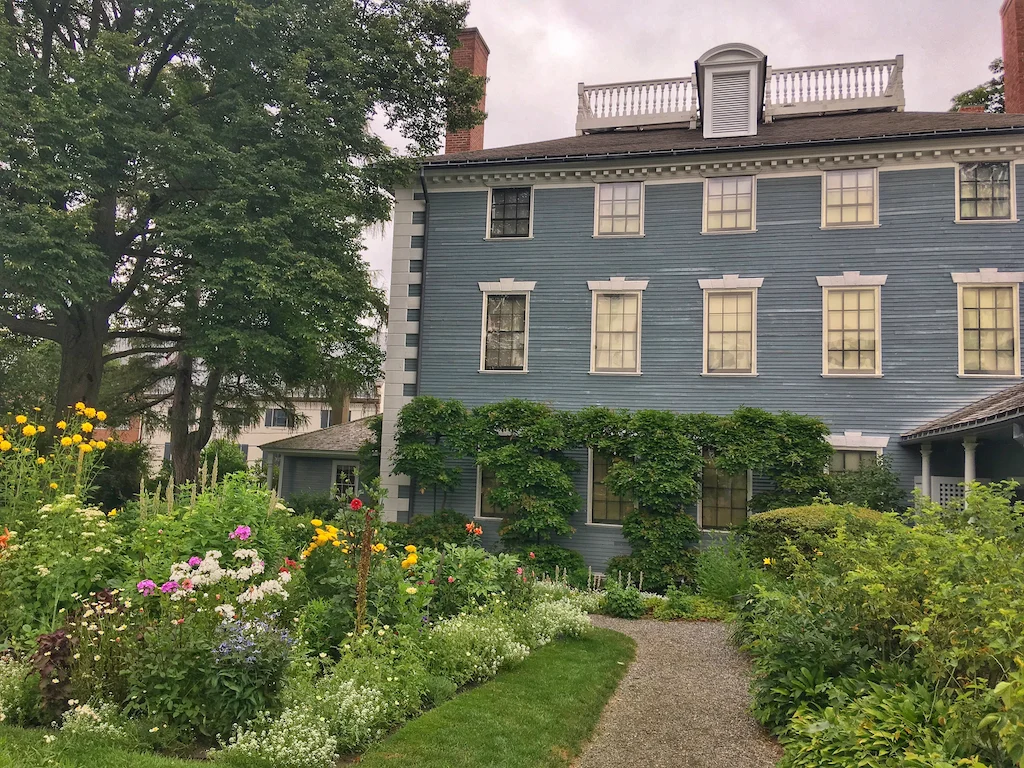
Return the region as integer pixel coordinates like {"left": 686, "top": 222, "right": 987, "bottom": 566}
{"left": 739, "top": 504, "right": 886, "bottom": 569}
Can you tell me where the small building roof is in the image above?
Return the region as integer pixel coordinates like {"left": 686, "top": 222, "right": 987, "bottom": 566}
{"left": 260, "top": 416, "right": 375, "bottom": 457}
{"left": 901, "top": 383, "right": 1024, "bottom": 443}
{"left": 425, "top": 111, "right": 1024, "bottom": 168}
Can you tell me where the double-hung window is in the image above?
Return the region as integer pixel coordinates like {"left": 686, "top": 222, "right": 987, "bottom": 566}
{"left": 334, "top": 462, "right": 359, "bottom": 497}
{"left": 823, "top": 168, "right": 877, "bottom": 227}
{"left": 589, "top": 278, "right": 648, "bottom": 374}
{"left": 826, "top": 432, "right": 889, "bottom": 473}
{"left": 699, "top": 457, "right": 750, "bottom": 530}
{"left": 957, "top": 162, "right": 1014, "bottom": 222}
{"left": 704, "top": 176, "right": 755, "bottom": 232}
{"left": 699, "top": 275, "right": 763, "bottom": 375}
{"left": 817, "top": 273, "right": 887, "bottom": 376}
{"left": 595, "top": 182, "right": 643, "bottom": 236}
{"left": 476, "top": 467, "right": 507, "bottom": 519}
{"left": 478, "top": 279, "right": 535, "bottom": 373}
{"left": 488, "top": 187, "right": 532, "bottom": 238}
{"left": 265, "top": 408, "right": 295, "bottom": 428}
{"left": 953, "top": 269, "right": 1023, "bottom": 377}
{"left": 589, "top": 452, "right": 632, "bottom": 525}
{"left": 830, "top": 450, "right": 879, "bottom": 473}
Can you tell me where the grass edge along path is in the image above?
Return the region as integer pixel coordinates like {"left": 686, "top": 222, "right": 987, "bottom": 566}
{"left": 0, "top": 725, "right": 197, "bottom": 768}
{"left": 357, "top": 628, "right": 636, "bottom": 768}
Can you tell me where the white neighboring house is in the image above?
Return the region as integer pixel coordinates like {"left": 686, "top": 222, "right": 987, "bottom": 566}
{"left": 140, "top": 384, "right": 382, "bottom": 471}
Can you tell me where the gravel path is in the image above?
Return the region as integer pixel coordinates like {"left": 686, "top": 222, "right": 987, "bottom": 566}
{"left": 575, "top": 617, "right": 781, "bottom": 768}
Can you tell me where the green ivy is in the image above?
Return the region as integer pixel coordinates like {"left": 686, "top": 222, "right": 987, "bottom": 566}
{"left": 392, "top": 396, "right": 468, "bottom": 512}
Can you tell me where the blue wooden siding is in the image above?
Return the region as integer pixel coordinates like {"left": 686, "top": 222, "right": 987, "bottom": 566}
{"left": 401, "top": 165, "right": 1024, "bottom": 566}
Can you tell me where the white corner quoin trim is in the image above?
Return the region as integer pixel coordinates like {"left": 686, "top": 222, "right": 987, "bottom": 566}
{"left": 698, "top": 274, "right": 765, "bottom": 290}
{"left": 827, "top": 431, "right": 891, "bottom": 450}
{"left": 951, "top": 267, "right": 1024, "bottom": 284}
{"left": 478, "top": 277, "right": 537, "bottom": 292}
{"left": 587, "top": 276, "right": 649, "bottom": 291}
{"left": 816, "top": 271, "right": 888, "bottom": 287}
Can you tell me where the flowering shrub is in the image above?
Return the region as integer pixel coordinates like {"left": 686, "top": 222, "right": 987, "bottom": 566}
{"left": 59, "top": 700, "right": 132, "bottom": 746}
{"left": 0, "top": 654, "right": 35, "bottom": 725}
{"left": 513, "top": 598, "right": 591, "bottom": 648}
{"left": 426, "top": 612, "right": 529, "bottom": 685}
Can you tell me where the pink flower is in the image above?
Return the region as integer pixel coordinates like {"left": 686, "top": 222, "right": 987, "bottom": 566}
{"left": 181, "top": 578, "right": 193, "bottom": 590}
{"left": 136, "top": 580, "right": 156, "bottom": 596}
{"left": 447, "top": 576, "right": 455, "bottom": 583}
{"left": 229, "top": 525, "right": 252, "bottom": 541}
{"left": 188, "top": 556, "right": 201, "bottom": 567}
{"left": 528, "top": 552, "right": 536, "bottom": 559}
{"left": 516, "top": 567, "right": 524, "bottom": 575}
{"left": 160, "top": 581, "right": 179, "bottom": 594}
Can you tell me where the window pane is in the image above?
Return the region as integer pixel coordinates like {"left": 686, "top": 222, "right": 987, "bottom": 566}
{"left": 596, "top": 183, "right": 643, "bottom": 235}
{"left": 706, "top": 290, "right": 755, "bottom": 372}
{"left": 484, "top": 294, "right": 528, "bottom": 371}
{"left": 706, "top": 176, "right": 755, "bottom": 231}
{"left": 961, "top": 286, "right": 1017, "bottom": 373}
{"left": 824, "top": 169, "right": 876, "bottom": 227}
{"left": 824, "top": 289, "right": 880, "bottom": 374}
{"left": 958, "top": 163, "right": 1012, "bottom": 220}
{"left": 591, "top": 453, "right": 632, "bottom": 524}
{"left": 490, "top": 187, "right": 532, "bottom": 237}
{"left": 479, "top": 469, "right": 509, "bottom": 518}
{"left": 594, "top": 292, "right": 641, "bottom": 372}
{"left": 701, "top": 459, "right": 748, "bottom": 529}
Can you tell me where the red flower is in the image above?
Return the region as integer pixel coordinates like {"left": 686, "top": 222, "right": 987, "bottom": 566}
{"left": 0, "top": 528, "right": 9, "bottom": 550}
{"left": 465, "top": 522, "right": 474, "bottom": 532}
{"left": 528, "top": 552, "right": 536, "bottom": 559}
{"left": 350, "top": 498, "right": 363, "bottom": 511}
{"left": 473, "top": 526, "right": 483, "bottom": 536}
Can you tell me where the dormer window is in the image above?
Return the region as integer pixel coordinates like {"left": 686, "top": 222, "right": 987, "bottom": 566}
{"left": 696, "top": 43, "right": 766, "bottom": 139}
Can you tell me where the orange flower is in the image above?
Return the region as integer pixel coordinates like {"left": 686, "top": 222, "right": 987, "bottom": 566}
{"left": 0, "top": 528, "right": 9, "bottom": 549}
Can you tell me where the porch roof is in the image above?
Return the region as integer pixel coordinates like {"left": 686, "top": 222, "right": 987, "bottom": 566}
{"left": 901, "top": 383, "right": 1024, "bottom": 443}
{"left": 260, "top": 416, "right": 374, "bottom": 458}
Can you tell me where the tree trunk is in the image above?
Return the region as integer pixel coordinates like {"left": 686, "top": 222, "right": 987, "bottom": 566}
{"left": 54, "top": 306, "right": 109, "bottom": 413}
{"left": 168, "top": 353, "right": 223, "bottom": 483}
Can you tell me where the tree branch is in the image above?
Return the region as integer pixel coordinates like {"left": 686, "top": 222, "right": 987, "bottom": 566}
{"left": 0, "top": 311, "right": 60, "bottom": 341}
{"left": 109, "top": 329, "right": 183, "bottom": 342}
{"left": 103, "top": 344, "right": 180, "bottom": 362}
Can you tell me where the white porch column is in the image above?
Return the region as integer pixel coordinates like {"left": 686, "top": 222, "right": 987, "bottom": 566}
{"left": 963, "top": 437, "right": 978, "bottom": 500}
{"left": 920, "top": 442, "right": 932, "bottom": 501}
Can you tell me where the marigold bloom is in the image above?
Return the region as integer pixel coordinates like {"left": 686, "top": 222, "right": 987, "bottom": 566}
{"left": 84, "top": 407, "right": 96, "bottom": 418}
{"left": 95, "top": 441, "right": 107, "bottom": 450}
{"left": 60, "top": 437, "right": 72, "bottom": 447}
{"left": 310, "top": 518, "right": 323, "bottom": 527}
{"left": 22, "top": 425, "right": 36, "bottom": 437}
{"left": 0, "top": 441, "right": 11, "bottom": 452}
{"left": 404, "top": 544, "right": 417, "bottom": 553}
{"left": 37, "top": 425, "right": 45, "bottom": 433}
{"left": 96, "top": 411, "right": 107, "bottom": 421}
{"left": 49, "top": 483, "right": 58, "bottom": 489}
{"left": 74, "top": 402, "right": 85, "bottom": 412}
{"left": 0, "top": 427, "right": 4, "bottom": 435}
{"left": 36, "top": 457, "right": 46, "bottom": 465}
{"left": 72, "top": 435, "right": 83, "bottom": 444}
{"left": 79, "top": 444, "right": 93, "bottom": 453}
{"left": 56, "top": 421, "right": 67, "bottom": 430}
{"left": 80, "top": 422, "right": 93, "bottom": 433}
{"left": 14, "top": 415, "right": 26, "bottom": 424}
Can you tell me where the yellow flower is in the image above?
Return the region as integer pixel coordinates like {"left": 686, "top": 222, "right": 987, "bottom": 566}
{"left": 88, "top": 439, "right": 97, "bottom": 447}
{"left": 32, "top": 407, "right": 41, "bottom": 412}
{"left": 56, "top": 421, "right": 67, "bottom": 430}
{"left": 37, "top": 425, "right": 45, "bottom": 433}
{"left": 400, "top": 554, "right": 418, "bottom": 569}
{"left": 108, "top": 509, "right": 118, "bottom": 517}
{"left": 405, "top": 587, "right": 417, "bottom": 595}
{"left": 80, "top": 422, "right": 93, "bottom": 433}
{"left": 0, "top": 441, "right": 11, "bottom": 452}
{"left": 763, "top": 557, "right": 775, "bottom": 566}
{"left": 404, "top": 544, "right": 417, "bottom": 553}
{"left": 49, "top": 482, "right": 58, "bottom": 490}
{"left": 22, "top": 425, "right": 37, "bottom": 437}
{"left": 332, "top": 540, "right": 341, "bottom": 547}
{"left": 96, "top": 411, "right": 107, "bottom": 421}
{"left": 36, "top": 457, "right": 46, "bottom": 465}
{"left": 74, "top": 402, "right": 85, "bottom": 412}
{"left": 0, "top": 427, "right": 4, "bottom": 435}
{"left": 72, "top": 434, "right": 83, "bottom": 444}
{"left": 60, "top": 437, "right": 72, "bottom": 447}
{"left": 79, "top": 444, "right": 93, "bottom": 453}
{"left": 372, "top": 543, "right": 386, "bottom": 553}
{"left": 95, "top": 441, "right": 107, "bottom": 450}
{"left": 84, "top": 407, "right": 96, "bottom": 419}
{"left": 14, "top": 415, "right": 27, "bottom": 424}
{"left": 342, "top": 547, "right": 350, "bottom": 553}
{"left": 310, "top": 519, "right": 323, "bottom": 527}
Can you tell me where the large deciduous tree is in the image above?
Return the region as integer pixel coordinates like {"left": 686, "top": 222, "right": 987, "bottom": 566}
{"left": 951, "top": 58, "right": 1004, "bottom": 113}
{"left": 0, "top": 1, "right": 484, "bottom": 468}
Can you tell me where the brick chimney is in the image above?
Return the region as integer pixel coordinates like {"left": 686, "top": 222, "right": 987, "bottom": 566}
{"left": 444, "top": 28, "right": 489, "bottom": 154}
{"left": 1003, "top": 0, "right": 1024, "bottom": 112}
{"left": 957, "top": 105, "right": 987, "bottom": 113}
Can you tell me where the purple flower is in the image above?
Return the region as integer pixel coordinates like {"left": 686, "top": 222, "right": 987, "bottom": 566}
{"left": 136, "top": 579, "right": 156, "bottom": 596}
{"left": 160, "top": 581, "right": 179, "bottom": 594}
{"left": 229, "top": 525, "right": 252, "bottom": 541}
{"left": 188, "top": 556, "right": 202, "bottom": 567}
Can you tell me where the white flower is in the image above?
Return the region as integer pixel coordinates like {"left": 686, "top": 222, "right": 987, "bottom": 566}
{"left": 214, "top": 604, "right": 236, "bottom": 619}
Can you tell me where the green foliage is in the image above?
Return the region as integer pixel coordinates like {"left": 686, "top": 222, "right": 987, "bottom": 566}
{"left": 694, "top": 541, "right": 758, "bottom": 603}
{"left": 88, "top": 441, "right": 150, "bottom": 514}
{"left": 401, "top": 509, "right": 472, "bottom": 550}
{"left": 826, "top": 456, "right": 907, "bottom": 512}
{"left": 617, "top": 510, "right": 700, "bottom": 593}
{"left": 358, "top": 414, "right": 383, "bottom": 486}
{"left": 602, "top": 583, "right": 645, "bottom": 619}
{"left": 517, "top": 544, "right": 588, "bottom": 587}
{"left": 739, "top": 503, "right": 886, "bottom": 570}
{"left": 392, "top": 397, "right": 469, "bottom": 510}
{"left": 0, "top": 334, "right": 60, "bottom": 418}
{"left": 472, "top": 399, "right": 579, "bottom": 545}
{"left": 951, "top": 58, "right": 1004, "bottom": 113}
{"left": 199, "top": 440, "right": 250, "bottom": 482}
{"left": 651, "top": 587, "right": 731, "bottom": 621}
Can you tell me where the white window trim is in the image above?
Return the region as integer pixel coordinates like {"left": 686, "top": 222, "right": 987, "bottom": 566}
{"left": 702, "top": 175, "right": 757, "bottom": 234}
{"left": 701, "top": 285, "right": 759, "bottom": 376}
{"left": 818, "top": 277, "right": 885, "bottom": 378}
{"left": 474, "top": 465, "right": 505, "bottom": 521}
{"left": 592, "top": 181, "right": 645, "bottom": 238}
{"left": 478, "top": 278, "right": 535, "bottom": 375}
{"left": 484, "top": 186, "right": 535, "bottom": 240}
{"left": 331, "top": 460, "right": 361, "bottom": 495}
{"left": 954, "top": 160, "right": 1018, "bottom": 224}
{"left": 703, "top": 65, "right": 758, "bottom": 139}
{"left": 589, "top": 277, "right": 648, "bottom": 375}
{"left": 953, "top": 273, "right": 1022, "bottom": 378}
{"left": 697, "top": 468, "right": 754, "bottom": 531}
{"left": 826, "top": 431, "right": 890, "bottom": 450}
{"left": 586, "top": 448, "right": 625, "bottom": 527}
{"left": 820, "top": 167, "right": 880, "bottom": 230}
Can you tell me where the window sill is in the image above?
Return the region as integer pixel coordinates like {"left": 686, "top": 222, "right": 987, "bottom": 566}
{"left": 483, "top": 235, "right": 535, "bottom": 241}
{"left": 478, "top": 369, "right": 529, "bottom": 375}
{"left": 954, "top": 218, "right": 1019, "bottom": 225}
{"left": 699, "top": 528, "right": 734, "bottom": 535}
{"left": 821, "top": 373, "right": 884, "bottom": 378}
{"left": 592, "top": 234, "right": 645, "bottom": 239}
{"left": 589, "top": 370, "right": 643, "bottom": 376}
{"left": 700, "top": 228, "right": 758, "bottom": 236}
{"left": 585, "top": 522, "right": 624, "bottom": 528}
{"left": 957, "top": 373, "right": 1022, "bottom": 379}
{"left": 474, "top": 515, "right": 506, "bottom": 522}
{"left": 819, "top": 223, "right": 881, "bottom": 231}
{"left": 701, "top": 372, "right": 759, "bottom": 377}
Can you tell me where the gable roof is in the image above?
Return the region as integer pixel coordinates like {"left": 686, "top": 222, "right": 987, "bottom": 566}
{"left": 426, "top": 112, "right": 1024, "bottom": 168}
{"left": 260, "top": 416, "right": 375, "bottom": 456}
{"left": 901, "top": 383, "right": 1024, "bottom": 442}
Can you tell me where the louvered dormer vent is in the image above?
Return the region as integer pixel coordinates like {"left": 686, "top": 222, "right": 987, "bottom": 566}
{"left": 708, "top": 71, "right": 754, "bottom": 136}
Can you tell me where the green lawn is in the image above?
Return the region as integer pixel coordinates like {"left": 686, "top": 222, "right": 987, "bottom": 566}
{"left": 0, "top": 726, "right": 195, "bottom": 768}
{"left": 0, "top": 628, "right": 634, "bottom": 768}
{"left": 357, "top": 628, "right": 635, "bottom": 768}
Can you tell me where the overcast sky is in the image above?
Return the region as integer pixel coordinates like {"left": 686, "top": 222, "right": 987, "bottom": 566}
{"left": 362, "top": 0, "right": 1007, "bottom": 291}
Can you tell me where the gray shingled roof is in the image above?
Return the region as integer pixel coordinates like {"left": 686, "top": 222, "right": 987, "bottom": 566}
{"left": 902, "top": 383, "right": 1024, "bottom": 442}
{"left": 260, "top": 416, "right": 375, "bottom": 455}
{"left": 426, "top": 112, "right": 1024, "bottom": 168}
